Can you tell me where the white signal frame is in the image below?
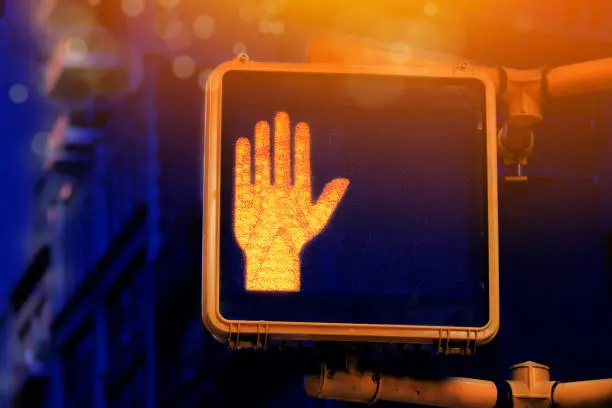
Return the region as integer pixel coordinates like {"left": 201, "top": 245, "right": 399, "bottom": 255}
{"left": 202, "top": 56, "right": 500, "bottom": 347}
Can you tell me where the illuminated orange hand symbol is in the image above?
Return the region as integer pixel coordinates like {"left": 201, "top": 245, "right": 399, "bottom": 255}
{"left": 234, "top": 112, "right": 350, "bottom": 292}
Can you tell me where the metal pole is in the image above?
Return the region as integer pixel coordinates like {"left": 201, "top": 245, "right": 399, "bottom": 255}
{"left": 306, "top": 33, "right": 612, "bottom": 170}
{"left": 377, "top": 376, "right": 499, "bottom": 408}
{"left": 306, "top": 361, "right": 612, "bottom": 407}
{"left": 547, "top": 57, "right": 612, "bottom": 98}
{"left": 552, "top": 379, "right": 612, "bottom": 407}
{"left": 308, "top": 34, "right": 612, "bottom": 102}
{"left": 305, "top": 364, "right": 499, "bottom": 407}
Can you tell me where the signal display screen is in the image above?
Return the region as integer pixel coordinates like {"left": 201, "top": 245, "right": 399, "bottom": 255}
{"left": 217, "top": 70, "right": 490, "bottom": 327}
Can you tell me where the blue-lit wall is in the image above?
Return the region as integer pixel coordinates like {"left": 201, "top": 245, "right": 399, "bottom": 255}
{"left": 0, "top": 0, "right": 52, "bottom": 309}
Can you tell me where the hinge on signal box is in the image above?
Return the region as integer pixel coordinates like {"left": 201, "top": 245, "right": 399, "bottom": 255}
{"left": 435, "top": 329, "right": 478, "bottom": 355}
{"left": 227, "top": 322, "right": 270, "bottom": 351}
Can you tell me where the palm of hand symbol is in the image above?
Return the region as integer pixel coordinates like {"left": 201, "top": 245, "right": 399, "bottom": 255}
{"left": 233, "top": 112, "right": 350, "bottom": 292}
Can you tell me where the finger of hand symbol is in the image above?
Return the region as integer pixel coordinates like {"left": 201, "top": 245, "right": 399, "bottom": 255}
{"left": 254, "top": 120, "right": 271, "bottom": 184}
{"left": 273, "top": 111, "right": 291, "bottom": 188}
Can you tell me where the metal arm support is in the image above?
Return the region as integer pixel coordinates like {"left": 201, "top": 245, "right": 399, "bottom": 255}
{"left": 305, "top": 363, "right": 499, "bottom": 407}
{"left": 308, "top": 35, "right": 612, "bottom": 110}
{"left": 307, "top": 35, "right": 612, "bottom": 172}
{"left": 548, "top": 57, "right": 612, "bottom": 98}
{"left": 553, "top": 379, "right": 612, "bottom": 407}
{"left": 305, "top": 361, "right": 612, "bottom": 407}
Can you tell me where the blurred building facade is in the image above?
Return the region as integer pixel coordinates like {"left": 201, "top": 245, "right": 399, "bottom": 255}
{"left": 2, "top": 1, "right": 612, "bottom": 407}
{"left": 0, "top": 0, "right": 60, "bottom": 405}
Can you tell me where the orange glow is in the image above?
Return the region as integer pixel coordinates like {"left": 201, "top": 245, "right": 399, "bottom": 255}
{"left": 234, "top": 112, "right": 350, "bottom": 292}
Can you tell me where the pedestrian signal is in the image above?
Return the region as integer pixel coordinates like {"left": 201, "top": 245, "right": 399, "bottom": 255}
{"left": 202, "top": 57, "right": 500, "bottom": 349}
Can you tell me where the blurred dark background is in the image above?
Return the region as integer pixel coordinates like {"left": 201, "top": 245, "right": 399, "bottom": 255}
{"left": 1, "top": 0, "right": 612, "bottom": 407}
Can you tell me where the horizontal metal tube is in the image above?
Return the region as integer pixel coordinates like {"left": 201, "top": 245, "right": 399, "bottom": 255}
{"left": 553, "top": 379, "right": 612, "bottom": 407}
{"left": 379, "top": 375, "right": 498, "bottom": 408}
{"left": 305, "top": 369, "right": 498, "bottom": 408}
{"left": 547, "top": 57, "right": 612, "bottom": 98}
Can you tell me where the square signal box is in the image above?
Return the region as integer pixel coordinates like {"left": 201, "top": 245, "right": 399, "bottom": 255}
{"left": 202, "top": 55, "right": 500, "bottom": 352}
